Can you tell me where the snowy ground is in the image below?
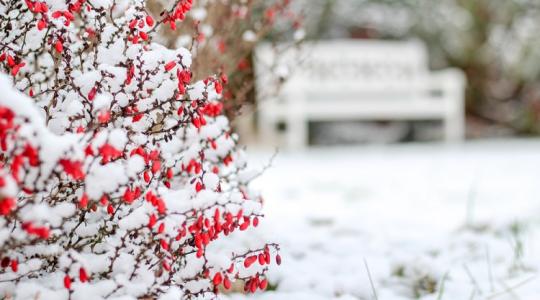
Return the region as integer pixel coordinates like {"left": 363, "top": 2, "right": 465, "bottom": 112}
{"left": 228, "top": 139, "right": 540, "bottom": 300}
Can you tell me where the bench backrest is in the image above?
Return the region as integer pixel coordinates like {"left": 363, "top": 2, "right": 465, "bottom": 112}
{"left": 256, "top": 40, "right": 431, "bottom": 102}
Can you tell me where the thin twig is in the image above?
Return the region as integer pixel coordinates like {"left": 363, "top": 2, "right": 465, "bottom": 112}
{"left": 463, "top": 263, "right": 483, "bottom": 295}
{"left": 364, "top": 258, "right": 378, "bottom": 300}
{"left": 436, "top": 271, "right": 450, "bottom": 300}
{"left": 497, "top": 279, "right": 519, "bottom": 300}
{"left": 486, "top": 275, "right": 536, "bottom": 300}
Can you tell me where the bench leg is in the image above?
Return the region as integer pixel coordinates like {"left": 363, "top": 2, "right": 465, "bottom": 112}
{"left": 444, "top": 113, "right": 465, "bottom": 142}
{"left": 441, "top": 72, "right": 466, "bottom": 142}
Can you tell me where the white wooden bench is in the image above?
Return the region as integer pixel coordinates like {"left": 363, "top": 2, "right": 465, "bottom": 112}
{"left": 254, "top": 40, "right": 466, "bottom": 149}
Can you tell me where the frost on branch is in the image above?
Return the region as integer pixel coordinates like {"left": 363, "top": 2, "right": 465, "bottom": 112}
{"left": 0, "top": 0, "right": 278, "bottom": 299}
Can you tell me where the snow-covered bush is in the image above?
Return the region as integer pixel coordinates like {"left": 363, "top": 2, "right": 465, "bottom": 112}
{"left": 0, "top": 0, "right": 279, "bottom": 299}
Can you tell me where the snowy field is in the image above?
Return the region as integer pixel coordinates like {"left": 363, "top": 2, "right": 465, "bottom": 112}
{"left": 229, "top": 139, "right": 540, "bottom": 300}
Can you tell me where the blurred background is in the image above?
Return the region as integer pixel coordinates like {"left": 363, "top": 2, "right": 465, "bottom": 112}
{"left": 230, "top": 0, "right": 540, "bottom": 146}
{"left": 298, "top": 0, "right": 540, "bottom": 142}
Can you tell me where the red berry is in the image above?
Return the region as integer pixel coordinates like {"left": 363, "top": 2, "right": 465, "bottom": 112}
{"left": 11, "top": 64, "right": 22, "bottom": 76}
{"left": 79, "top": 267, "right": 88, "bottom": 282}
{"left": 37, "top": 19, "right": 47, "bottom": 31}
{"left": 55, "top": 40, "right": 63, "bottom": 53}
{"left": 99, "top": 195, "right": 108, "bottom": 206}
{"left": 139, "top": 31, "right": 148, "bottom": 41}
{"left": 145, "top": 15, "right": 154, "bottom": 26}
{"left": 10, "top": 259, "right": 18, "bottom": 272}
{"left": 162, "top": 261, "right": 171, "bottom": 271}
{"left": 160, "top": 239, "right": 169, "bottom": 251}
{"left": 64, "top": 275, "right": 71, "bottom": 289}
{"left": 97, "top": 110, "right": 111, "bottom": 124}
{"left": 164, "top": 61, "right": 176, "bottom": 72}
{"left": 143, "top": 171, "right": 150, "bottom": 183}
{"left": 195, "top": 181, "right": 203, "bottom": 192}
{"left": 264, "top": 251, "right": 271, "bottom": 264}
{"left": 88, "top": 87, "right": 96, "bottom": 101}
{"left": 7, "top": 55, "right": 14, "bottom": 67}
{"left": 250, "top": 279, "right": 257, "bottom": 293}
{"left": 243, "top": 255, "right": 257, "bottom": 268}
{"left": 79, "top": 193, "right": 88, "bottom": 208}
{"left": 107, "top": 204, "right": 114, "bottom": 215}
{"left": 151, "top": 160, "right": 161, "bottom": 174}
{"left": 239, "top": 221, "right": 249, "bottom": 231}
{"left": 148, "top": 214, "right": 157, "bottom": 228}
{"left": 259, "top": 279, "right": 268, "bottom": 290}
{"left": 129, "top": 19, "right": 137, "bottom": 29}
{"left": 223, "top": 276, "right": 231, "bottom": 289}
{"left": 212, "top": 272, "right": 222, "bottom": 286}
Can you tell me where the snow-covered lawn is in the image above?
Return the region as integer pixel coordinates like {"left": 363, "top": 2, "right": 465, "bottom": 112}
{"left": 230, "top": 139, "right": 540, "bottom": 300}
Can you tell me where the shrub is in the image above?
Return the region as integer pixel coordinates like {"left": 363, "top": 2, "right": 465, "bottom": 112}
{"left": 0, "top": 0, "right": 279, "bottom": 298}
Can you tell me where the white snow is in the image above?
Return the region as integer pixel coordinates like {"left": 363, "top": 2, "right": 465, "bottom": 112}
{"left": 227, "top": 139, "right": 540, "bottom": 300}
